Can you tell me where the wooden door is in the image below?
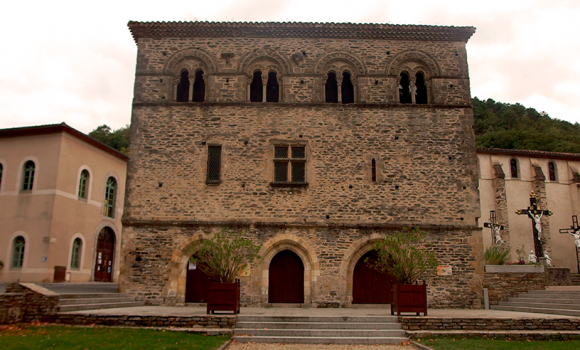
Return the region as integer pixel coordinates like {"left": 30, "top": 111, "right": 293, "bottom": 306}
{"left": 352, "top": 251, "right": 395, "bottom": 304}
{"left": 269, "top": 250, "right": 304, "bottom": 303}
{"left": 94, "top": 228, "right": 115, "bottom": 282}
{"left": 185, "top": 257, "right": 209, "bottom": 302}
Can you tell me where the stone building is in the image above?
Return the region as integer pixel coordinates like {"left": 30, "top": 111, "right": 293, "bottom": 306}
{"left": 0, "top": 124, "right": 127, "bottom": 283}
{"left": 478, "top": 148, "right": 580, "bottom": 273}
{"left": 121, "top": 21, "right": 483, "bottom": 308}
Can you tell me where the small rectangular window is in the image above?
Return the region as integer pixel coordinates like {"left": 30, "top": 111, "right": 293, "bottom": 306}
{"left": 272, "top": 144, "right": 307, "bottom": 186}
{"left": 207, "top": 145, "right": 222, "bottom": 183}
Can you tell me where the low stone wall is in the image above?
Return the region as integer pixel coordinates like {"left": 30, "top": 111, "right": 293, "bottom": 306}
{"left": 401, "top": 317, "right": 580, "bottom": 331}
{"left": 49, "top": 314, "right": 236, "bottom": 328}
{"left": 483, "top": 266, "right": 546, "bottom": 305}
{"left": 547, "top": 267, "right": 571, "bottom": 286}
{"left": 0, "top": 283, "right": 59, "bottom": 324}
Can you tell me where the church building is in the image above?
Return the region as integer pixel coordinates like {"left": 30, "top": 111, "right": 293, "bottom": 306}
{"left": 120, "top": 21, "right": 483, "bottom": 308}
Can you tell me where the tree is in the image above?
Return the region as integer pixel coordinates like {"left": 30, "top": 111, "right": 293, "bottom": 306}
{"left": 89, "top": 124, "right": 130, "bottom": 154}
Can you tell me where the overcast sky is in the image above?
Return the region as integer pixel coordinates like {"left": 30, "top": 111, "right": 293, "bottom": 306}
{"left": 1, "top": 0, "right": 579, "bottom": 134}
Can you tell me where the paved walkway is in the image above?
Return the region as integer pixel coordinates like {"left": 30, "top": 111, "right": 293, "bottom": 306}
{"left": 60, "top": 305, "right": 580, "bottom": 319}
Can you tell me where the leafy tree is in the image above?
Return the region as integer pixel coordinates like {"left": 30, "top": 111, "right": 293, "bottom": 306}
{"left": 473, "top": 97, "right": 580, "bottom": 154}
{"left": 88, "top": 124, "right": 130, "bottom": 154}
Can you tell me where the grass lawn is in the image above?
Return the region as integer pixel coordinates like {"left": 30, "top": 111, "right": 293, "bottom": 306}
{"left": 415, "top": 336, "right": 580, "bottom": 350}
{"left": 0, "top": 324, "right": 230, "bottom": 350}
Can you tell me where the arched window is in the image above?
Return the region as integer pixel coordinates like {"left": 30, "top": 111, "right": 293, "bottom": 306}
{"left": 415, "top": 72, "right": 427, "bottom": 104}
{"left": 70, "top": 238, "right": 82, "bottom": 269}
{"left": 399, "top": 73, "right": 411, "bottom": 104}
{"left": 22, "top": 161, "right": 35, "bottom": 191}
{"left": 266, "top": 72, "right": 279, "bottom": 102}
{"left": 371, "top": 158, "right": 377, "bottom": 182}
{"left": 548, "top": 162, "right": 557, "bottom": 181}
{"left": 78, "top": 169, "right": 89, "bottom": 199}
{"left": 341, "top": 72, "right": 354, "bottom": 104}
{"left": 510, "top": 159, "right": 518, "bottom": 178}
{"left": 104, "top": 177, "right": 117, "bottom": 218}
{"left": 325, "top": 72, "right": 338, "bottom": 103}
{"left": 176, "top": 70, "right": 190, "bottom": 102}
{"left": 250, "top": 71, "right": 263, "bottom": 102}
{"left": 192, "top": 70, "right": 205, "bottom": 102}
{"left": 12, "top": 236, "right": 25, "bottom": 268}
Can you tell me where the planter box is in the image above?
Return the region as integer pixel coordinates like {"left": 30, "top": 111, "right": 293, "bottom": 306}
{"left": 391, "top": 283, "right": 427, "bottom": 316}
{"left": 484, "top": 265, "right": 544, "bottom": 273}
{"left": 206, "top": 280, "right": 240, "bottom": 314}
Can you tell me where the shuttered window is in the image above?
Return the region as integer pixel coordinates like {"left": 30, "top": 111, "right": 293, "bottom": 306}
{"left": 207, "top": 146, "right": 222, "bottom": 183}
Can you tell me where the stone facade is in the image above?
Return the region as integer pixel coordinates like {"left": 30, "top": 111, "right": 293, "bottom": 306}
{"left": 121, "top": 22, "right": 483, "bottom": 308}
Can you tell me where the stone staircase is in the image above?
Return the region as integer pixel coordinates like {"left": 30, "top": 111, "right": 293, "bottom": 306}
{"left": 571, "top": 274, "right": 580, "bottom": 286}
{"left": 233, "top": 315, "right": 408, "bottom": 345}
{"left": 37, "top": 283, "right": 144, "bottom": 312}
{"left": 491, "top": 288, "right": 580, "bottom": 317}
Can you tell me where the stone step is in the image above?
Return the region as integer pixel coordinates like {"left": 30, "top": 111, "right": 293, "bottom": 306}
{"left": 517, "top": 291, "right": 580, "bottom": 298}
{"left": 234, "top": 328, "right": 406, "bottom": 337}
{"left": 509, "top": 297, "right": 580, "bottom": 305}
{"left": 499, "top": 301, "right": 580, "bottom": 311}
{"left": 58, "top": 293, "right": 125, "bottom": 299}
{"left": 236, "top": 316, "right": 399, "bottom": 323}
{"left": 38, "top": 283, "right": 119, "bottom": 294}
{"left": 235, "top": 321, "right": 402, "bottom": 330}
{"left": 59, "top": 297, "right": 137, "bottom": 305}
{"left": 231, "top": 336, "right": 409, "bottom": 345}
{"left": 59, "top": 301, "right": 145, "bottom": 312}
{"left": 490, "top": 305, "right": 580, "bottom": 317}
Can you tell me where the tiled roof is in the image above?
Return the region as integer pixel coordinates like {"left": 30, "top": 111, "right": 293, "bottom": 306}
{"left": 0, "top": 123, "right": 129, "bottom": 161}
{"left": 477, "top": 147, "right": 580, "bottom": 161}
{"left": 127, "top": 21, "right": 476, "bottom": 43}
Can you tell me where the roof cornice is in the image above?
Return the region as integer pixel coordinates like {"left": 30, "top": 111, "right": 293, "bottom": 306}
{"left": 127, "top": 21, "right": 476, "bottom": 43}
{"left": 0, "top": 123, "right": 129, "bottom": 162}
{"left": 476, "top": 147, "right": 580, "bottom": 161}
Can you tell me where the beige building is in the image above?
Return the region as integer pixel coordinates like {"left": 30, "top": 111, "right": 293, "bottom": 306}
{"left": 0, "top": 123, "right": 127, "bottom": 283}
{"left": 477, "top": 148, "right": 580, "bottom": 273}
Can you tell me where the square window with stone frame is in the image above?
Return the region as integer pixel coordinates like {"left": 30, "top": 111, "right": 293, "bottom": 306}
{"left": 272, "top": 145, "right": 307, "bottom": 185}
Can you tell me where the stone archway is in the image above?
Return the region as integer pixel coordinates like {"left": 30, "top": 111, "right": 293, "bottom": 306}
{"left": 258, "top": 233, "right": 319, "bottom": 305}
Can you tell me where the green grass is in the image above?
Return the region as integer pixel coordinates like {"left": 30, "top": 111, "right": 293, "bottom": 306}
{"left": 0, "top": 325, "right": 230, "bottom": 350}
{"left": 415, "top": 336, "right": 580, "bottom": 350}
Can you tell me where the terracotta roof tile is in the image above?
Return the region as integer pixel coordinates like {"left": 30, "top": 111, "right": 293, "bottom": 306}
{"left": 127, "top": 21, "right": 476, "bottom": 43}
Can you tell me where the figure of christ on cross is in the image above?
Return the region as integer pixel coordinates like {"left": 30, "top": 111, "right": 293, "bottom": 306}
{"left": 559, "top": 215, "right": 580, "bottom": 273}
{"left": 483, "top": 210, "right": 505, "bottom": 245}
{"left": 516, "top": 192, "right": 553, "bottom": 259}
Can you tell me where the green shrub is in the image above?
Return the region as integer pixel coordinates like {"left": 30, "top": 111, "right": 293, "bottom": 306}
{"left": 484, "top": 245, "right": 511, "bottom": 265}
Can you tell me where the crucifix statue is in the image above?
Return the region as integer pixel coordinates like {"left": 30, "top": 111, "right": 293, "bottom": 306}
{"left": 516, "top": 191, "right": 553, "bottom": 259}
{"left": 483, "top": 210, "right": 505, "bottom": 245}
{"left": 559, "top": 215, "right": 580, "bottom": 273}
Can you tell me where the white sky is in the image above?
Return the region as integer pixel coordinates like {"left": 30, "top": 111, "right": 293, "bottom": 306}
{"left": 0, "top": 0, "right": 579, "bottom": 134}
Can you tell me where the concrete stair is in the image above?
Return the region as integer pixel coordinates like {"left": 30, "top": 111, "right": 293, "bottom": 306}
{"left": 571, "top": 274, "right": 580, "bottom": 286}
{"left": 232, "top": 315, "right": 408, "bottom": 345}
{"left": 491, "top": 289, "right": 580, "bottom": 317}
{"left": 58, "top": 293, "right": 145, "bottom": 312}
{"left": 36, "top": 283, "right": 144, "bottom": 312}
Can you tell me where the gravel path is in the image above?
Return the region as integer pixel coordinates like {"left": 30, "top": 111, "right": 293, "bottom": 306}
{"left": 227, "top": 342, "right": 413, "bottom": 350}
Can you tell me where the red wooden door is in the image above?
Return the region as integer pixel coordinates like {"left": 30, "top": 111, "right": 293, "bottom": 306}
{"left": 185, "top": 257, "right": 209, "bottom": 302}
{"left": 352, "top": 251, "right": 395, "bottom": 304}
{"left": 269, "top": 250, "right": 304, "bottom": 303}
{"left": 94, "top": 228, "right": 115, "bottom": 282}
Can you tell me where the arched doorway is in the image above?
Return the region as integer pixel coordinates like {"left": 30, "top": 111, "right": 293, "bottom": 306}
{"left": 269, "top": 250, "right": 304, "bottom": 303}
{"left": 352, "top": 251, "right": 396, "bottom": 304}
{"left": 94, "top": 227, "right": 115, "bottom": 282}
{"left": 185, "top": 255, "right": 209, "bottom": 302}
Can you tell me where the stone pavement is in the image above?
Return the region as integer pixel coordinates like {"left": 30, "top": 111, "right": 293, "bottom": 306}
{"left": 60, "top": 306, "right": 580, "bottom": 319}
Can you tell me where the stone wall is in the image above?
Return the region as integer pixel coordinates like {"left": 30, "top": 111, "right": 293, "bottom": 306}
{"left": 122, "top": 22, "right": 482, "bottom": 309}
{"left": 547, "top": 267, "right": 572, "bottom": 286}
{"left": 401, "top": 317, "right": 580, "bottom": 331}
{"left": 0, "top": 283, "right": 59, "bottom": 324}
{"left": 49, "top": 314, "right": 235, "bottom": 329}
{"left": 483, "top": 270, "right": 546, "bottom": 304}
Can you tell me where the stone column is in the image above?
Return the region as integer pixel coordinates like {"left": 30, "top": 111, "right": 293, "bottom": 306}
{"left": 262, "top": 75, "right": 268, "bottom": 102}
{"left": 410, "top": 80, "right": 416, "bottom": 104}
{"left": 491, "top": 163, "right": 510, "bottom": 245}
{"left": 532, "top": 165, "right": 552, "bottom": 257}
{"left": 337, "top": 76, "right": 343, "bottom": 103}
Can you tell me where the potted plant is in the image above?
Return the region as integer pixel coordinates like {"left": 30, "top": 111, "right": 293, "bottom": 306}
{"left": 190, "top": 231, "right": 261, "bottom": 314}
{"left": 366, "top": 226, "right": 438, "bottom": 316}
